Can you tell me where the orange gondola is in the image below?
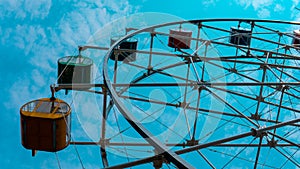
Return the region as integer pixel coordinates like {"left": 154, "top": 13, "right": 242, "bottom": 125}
{"left": 20, "top": 98, "right": 71, "bottom": 155}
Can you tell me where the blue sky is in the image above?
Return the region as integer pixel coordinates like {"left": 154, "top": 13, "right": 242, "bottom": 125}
{"left": 1, "top": 0, "right": 300, "bottom": 169}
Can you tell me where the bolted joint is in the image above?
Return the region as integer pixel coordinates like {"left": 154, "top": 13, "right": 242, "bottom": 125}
{"left": 205, "top": 40, "right": 211, "bottom": 46}
{"left": 191, "top": 82, "right": 199, "bottom": 90}
{"left": 282, "top": 85, "right": 290, "bottom": 91}
{"left": 50, "top": 84, "right": 56, "bottom": 101}
{"left": 179, "top": 101, "right": 189, "bottom": 108}
{"left": 198, "top": 85, "right": 205, "bottom": 92}
{"left": 153, "top": 155, "right": 164, "bottom": 169}
{"left": 275, "top": 85, "right": 283, "bottom": 91}
{"left": 276, "top": 85, "right": 289, "bottom": 92}
{"left": 284, "top": 45, "right": 290, "bottom": 51}
{"left": 259, "top": 62, "right": 269, "bottom": 69}
{"left": 229, "top": 68, "right": 237, "bottom": 73}
{"left": 191, "top": 81, "right": 206, "bottom": 92}
{"left": 151, "top": 32, "right": 156, "bottom": 37}
{"left": 250, "top": 113, "right": 261, "bottom": 120}
{"left": 101, "top": 86, "right": 107, "bottom": 94}
{"left": 146, "top": 66, "right": 154, "bottom": 76}
{"left": 251, "top": 128, "right": 267, "bottom": 138}
{"left": 186, "top": 139, "right": 199, "bottom": 146}
{"left": 99, "top": 138, "right": 110, "bottom": 147}
{"left": 198, "top": 22, "right": 202, "bottom": 29}
{"left": 246, "top": 50, "right": 251, "bottom": 57}
{"left": 267, "top": 139, "right": 278, "bottom": 148}
{"left": 184, "top": 56, "right": 198, "bottom": 63}
{"left": 78, "top": 45, "right": 88, "bottom": 52}
{"left": 256, "top": 96, "right": 264, "bottom": 102}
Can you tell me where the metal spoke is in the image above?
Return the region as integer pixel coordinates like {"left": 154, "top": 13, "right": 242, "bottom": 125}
{"left": 196, "top": 150, "right": 216, "bottom": 169}
{"left": 221, "top": 138, "right": 256, "bottom": 169}
{"left": 207, "top": 148, "right": 278, "bottom": 169}
{"left": 48, "top": 19, "right": 300, "bottom": 169}
{"left": 205, "top": 87, "right": 259, "bottom": 128}
{"left": 267, "top": 132, "right": 300, "bottom": 149}
{"left": 192, "top": 88, "right": 202, "bottom": 140}
{"left": 279, "top": 147, "right": 300, "bottom": 168}
{"left": 273, "top": 147, "right": 300, "bottom": 168}
{"left": 177, "top": 118, "right": 300, "bottom": 155}
{"left": 254, "top": 136, "right": 263, "bottom": 169}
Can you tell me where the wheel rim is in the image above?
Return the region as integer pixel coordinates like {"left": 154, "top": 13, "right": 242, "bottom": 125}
{"left": 101, "top": 19, "right": 300, "bottom": 168}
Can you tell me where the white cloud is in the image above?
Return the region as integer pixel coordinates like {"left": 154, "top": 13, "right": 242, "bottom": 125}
{"left": 293, "top": 0, "right": 300, "bottom": 6}
{"left": 14, "top": 24, "right": 47, "bottom": 54}
{"left": 274, "top": 4, "right": 285, "bottom": 12}
{"left": 252, "top": 0, "right": 272, "bottom": 10}
{"left": 4, "top": 0, "right": 138, "bottom": 111}
{"left": 23, "top": 0, "right": 52, "bottom": 19}
{"left": 235, "top": 0, "right": 251, "bottom": 8}
{"left": 0, "top": 0, "right": 52, "bottom": 19}
{"left": 31, "top": 69, "right": 47, "bottom": 87}
{"left": 291, "top": 0, "right": 300, "bottom": 18}
{"left": 202, "top": 0, "right": 220, "bottom": 7}
{"left": 3, "top": 1, "right": 139, "bottom": 166}
{"left": 257, "top": 8, "right": 271, "bottom": 18}
{"left": 235, "top": 0, "right": 286, "bottom": 18}
{"left": 4, "top": 76, "right": 34, "bottom": 111}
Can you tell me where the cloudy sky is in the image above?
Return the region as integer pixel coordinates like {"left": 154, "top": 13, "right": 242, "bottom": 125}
{"left": 2, "top": 0, "right": 300, "bottom": 168}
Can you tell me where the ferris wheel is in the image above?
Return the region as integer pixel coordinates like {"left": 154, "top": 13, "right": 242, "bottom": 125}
{"left": 20, "top": 18, "right": 300, "bottom": 169}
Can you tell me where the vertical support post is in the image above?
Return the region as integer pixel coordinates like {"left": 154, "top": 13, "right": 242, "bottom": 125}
{"left": 246, "top": 21, "right": 255, "bottom": 56}
{"left": 153, "top": 149, "right": 164, "bottom": 169}
{"left": 183, "top": 62, "right": 191, "bottom": 105}
{"left": 254, "top": 62, "right": 267, "bottom": 118}
{"left": 192, "top": 87, "right": 202, "bottom": 140}
{"left": 100, "top": 87, "right": 109, "bottom": 167}
{"left": 78, "top": 46, "right": 83, "bottom": 63}
{"left": 50, "top": 85, "right": 56, "bottom": 114}
{"left": 278, "top": 46, "right": 287, "bottom": 80}
{"left": 113, "top": 51, "right": 118, "bottom": 85}
{"left": 50, "top": 85, "right": 56, "bottom": 101}
{"left": 233, "top": 21, "right": 241, "bottom": 69}
{"left": 101, "top": 87, "right": 108, "bottom": 139}
{"left": 272, "top": 86, "right": 286, "bottom": 141}
{"left": 201, "top": 41, "right": 209, "bottom": 82}
{"left": 32, "top": 150, "right": 37, "bottom": 157}
{"left": 148, "top": 32, "right": 155, "bottom": 73}
{"left": 195, "top": 23, "right": 202, "bottom": 57}
{"left": 254, "top": 136, "right": 263, "bottom": 169}
{"left": 275, "top": 33, "right": 282, "bottom": 64}
{"left": 182, "top": 60, "right": 191, "bottom": 139}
